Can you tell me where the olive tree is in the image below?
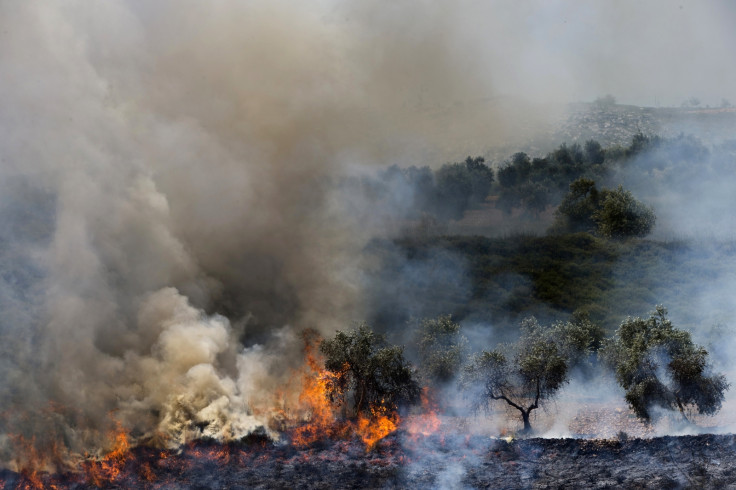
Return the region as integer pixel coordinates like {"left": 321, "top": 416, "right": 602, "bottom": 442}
{"left": 434, "top": 157, "right": 494, "bottom": 220}
{"left": 414, "top": 315, "right": 468, "bottom": 384}
{"left": 600, "top": 306, "right": 729, "bottom": 422}
{"left": 550, "top": 178, "right": 600, "bottom": 234}
{"left": 551, "top": 178, "right": 655, "bottom": 238}
{"left": 584, "top": 139, "right": 605, "bottom": 165}
{"left": 593, "top": 185, "right": 656, "bottom": 238}
{"left": 460, "top": 318, "right": 596, "bottom": 432}
{"left": 320, "top": 325, "right": 420, "bottom": 417}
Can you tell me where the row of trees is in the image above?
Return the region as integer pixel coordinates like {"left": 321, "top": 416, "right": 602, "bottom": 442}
{"left": 357, "top": 130, "right": 736, "bottom": 242}
{"left": 367, "top": 156, "right": 494, "bottom": 221}
{"left": 359, "top": 132, "right": 667, "bottom": 230}
{"left": 495, "top": 141, "right": 606, "bottom": 216}
{"left": 319, "top": 307, "right": 728, "bottom": 433}
{"left": 489, "top": 131, "right": 735, "bottom": 228}
{"left": 461, "top": 307, "right": 728, "bottom": 431}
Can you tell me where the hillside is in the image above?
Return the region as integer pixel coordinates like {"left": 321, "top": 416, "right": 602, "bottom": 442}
{"left": 365, "top": 233, "right": 736, "bottom": 346}
{"left": 483, "top": 102, "right": 736, "bottom": 161}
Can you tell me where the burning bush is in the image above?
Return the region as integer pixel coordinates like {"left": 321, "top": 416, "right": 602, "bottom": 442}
{"left": 320, "top": 325, "right": 421, "bottom": 418}
{"left": 287, "top": 328, "right": 424, "bottom": 450}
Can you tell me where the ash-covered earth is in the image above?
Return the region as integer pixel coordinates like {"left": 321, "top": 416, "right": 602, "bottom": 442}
{"left": 3, "top": 431, "right": 736, "bottom": 489}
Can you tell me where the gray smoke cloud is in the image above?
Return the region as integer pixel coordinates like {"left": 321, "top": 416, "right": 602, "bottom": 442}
{"left": 0, "top": 0, "right": 733, "bottom": 464}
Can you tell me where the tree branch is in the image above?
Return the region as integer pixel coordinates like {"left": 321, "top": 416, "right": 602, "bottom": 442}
{"left": 490, "top": 390, "right": 526, "bottom": 415}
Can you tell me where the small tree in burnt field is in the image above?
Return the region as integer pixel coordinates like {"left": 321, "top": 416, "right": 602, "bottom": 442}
{"left": 320, "top": 324, "right": 421, "bottom": 418}
{"left": 460, "top": 318, "right": 595, "bottom": 432}
{"left": 600, "top": 306, "right": 729, "bottom": 423}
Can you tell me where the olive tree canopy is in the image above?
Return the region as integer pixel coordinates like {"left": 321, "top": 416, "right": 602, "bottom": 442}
{"left": 600, "top": 306, "right": 729, "bottom": 422}
{"left": 551, "top": 178, "right": 655, "bottom": 238}
{"left": 414, "top": 314, "right": 468, "bottom": 384}
{"left": 320, "top": 325, "right": 420, "bottom": 417}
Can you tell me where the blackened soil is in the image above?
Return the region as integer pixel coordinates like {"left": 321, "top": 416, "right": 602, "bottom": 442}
{"left": 3, "top": 432, "right": 736, "bottom": 489}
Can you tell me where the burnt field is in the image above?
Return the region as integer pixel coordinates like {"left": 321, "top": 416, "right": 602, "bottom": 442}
{"left": 2, "top": 432, "right": 735, "bottom": 489}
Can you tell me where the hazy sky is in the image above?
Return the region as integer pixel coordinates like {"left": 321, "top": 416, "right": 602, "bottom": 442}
{"left": 420, "top": 0, "right": 736, "bottom": 107}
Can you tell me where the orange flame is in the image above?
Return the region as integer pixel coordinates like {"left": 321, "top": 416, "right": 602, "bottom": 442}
{"left": 4, "top": 330, "right": 420, "bottom": 487}
{"left": 357, "top": 407, "right": 399, "bottom": 450}
{"left": 10, "top": 435, "right": 46, "bottom": 490}
{"left": 84, "top": 421, "right": 131, "bottom": 486}
{"left": 140, "top": 462, "right": 156, "bottom": 482}
{"left": 288, "top": 331, "right": 399, "bottom": 449}
{"left": 291, "top": 333, "right": 343, "bottom": 446}
{"left": 405, "top": 387, "right": 442, "bottom": 437}
{"left": 4, "top": 402, "right": 78, "bottom": 485}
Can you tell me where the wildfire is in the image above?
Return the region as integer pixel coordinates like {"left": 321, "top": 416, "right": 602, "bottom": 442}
{"left": 83, "top": 421, "right": 131, "bottom": 486}
{"left": 3, "top": 333, "right": 451, "bottom": 488}
{"left": 288, "top": 331, "right": 401, "bottom": 450}
{"left": 405, "top": 388, "right": 442, "bottom": 438}
{"left": 5, "top": 403, "right": 78, "bottom": 489}
{"left": 6, "top": 416, "right": 137, "bottom": 489}
{"left": 290, "top": 334, "right": 342, "bottom": 447}
{"left": 292, "top": 333, "right": 354, "bottom": 447}
{"left": 357, "top": 408, "right": 399, "bottom": 450}
{"left": 9, "top": 436, "right": 46, "bottom": 490}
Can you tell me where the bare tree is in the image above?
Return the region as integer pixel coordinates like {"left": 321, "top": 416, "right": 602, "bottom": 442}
{"left": 461, "top": 318, "right": 595, "bottom": 432}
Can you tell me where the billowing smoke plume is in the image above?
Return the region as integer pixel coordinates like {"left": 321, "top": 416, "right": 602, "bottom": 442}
{"left": 0, "top": 0, "right": 519, "bottom": 458}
